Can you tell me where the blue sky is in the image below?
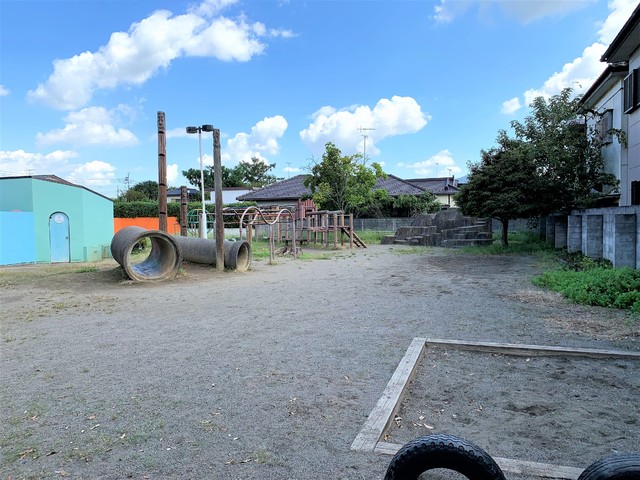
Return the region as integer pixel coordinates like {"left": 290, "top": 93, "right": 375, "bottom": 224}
{"left": 0, "top": 0, "right": 637, "bottom": 198}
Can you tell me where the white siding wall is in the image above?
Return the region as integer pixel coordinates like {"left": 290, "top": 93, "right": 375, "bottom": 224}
{"left": 589, "top": 80, "right": 625, "bottom": 199}
{"left": 627, "top": 46, "right": 640, "bottom": 205}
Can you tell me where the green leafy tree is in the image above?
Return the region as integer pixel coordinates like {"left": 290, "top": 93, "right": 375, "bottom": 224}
{"left": 239, "top": 157, "right": 280, "bottom": 187}
{"left": 221, "top": 165, "right": 246, "bottom": 187}
{"left": 130, "top": 180, "right": 159, "bottom": 200}
{"left": 393, "top": 192, "right": 442, "bottom": 217}
{"left": 119, "top": 189, "right": 148, "bottom": 202}
{"left": 455, "top": 134, "right": 546, "bottom": 247}
{"left": 182, "top": 157, "right": 279, "bottom": 189}
{"left": 303, "top": 142, "right": 386, "bottom": 215}
{"left": 511, "top": 87, "right": 620, "bottom": 213}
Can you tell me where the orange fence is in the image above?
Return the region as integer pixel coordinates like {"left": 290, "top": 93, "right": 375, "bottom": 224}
{"left": 114, "top": 217, "right": 180, "bottom": 234}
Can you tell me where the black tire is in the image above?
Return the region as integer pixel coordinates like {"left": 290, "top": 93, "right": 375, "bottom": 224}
{"left": 578, "top": 453, "right": 640, "bottom": 480}
{"left": 384, "top": 434, "right": 506, "bottom": 480}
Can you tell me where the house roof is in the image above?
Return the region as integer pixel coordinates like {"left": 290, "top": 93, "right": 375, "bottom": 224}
{"left": 0, "top": 174, "right": 113, "bottom": 202}
{"left": 236, "top": 173, "right": 428, "bottom": 202}
{"left": 580, "top": 64, "right": 628, "bottom": 108}
{"left": 167, "top": 187, "right": 200, "bottom": 196}
{"left": 373, "top": 174, "right": 426, "bottom": 196}
{"left": 406, "top": 177, "right": 459, "bottom": 195}
{"left": 601, "top": 2, "right": 640, "bottom": 63}
{"left": 236, "top": 175, "right": 310, "bottom": 201}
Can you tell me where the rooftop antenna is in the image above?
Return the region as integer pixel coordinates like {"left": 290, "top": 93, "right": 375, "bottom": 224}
{"left": 286, "top": 162, "right": 291, "bottom": 178}
{"left": 357, "top": 126, "right": 375, "bottom": 162}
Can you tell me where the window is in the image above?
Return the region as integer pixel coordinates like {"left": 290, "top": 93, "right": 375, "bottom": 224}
{"left": 623, "top": 69, "right": 639, "bottom": 113}
{"left": 632, "top": 181, "right": 640, "bottom": 205}
{"left": 597, "top": 109, "right": 613, "bottom": 144}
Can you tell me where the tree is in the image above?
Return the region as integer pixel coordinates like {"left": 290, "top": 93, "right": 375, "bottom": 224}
{"left": 182, "top": 157, "right": 279, "bottom": 189}
{"left": 303, "top": 142, "right": 386, "bottom": 214}
{"left": 129, "top": 180, "right": 159, "bottom": 200}
{"left": 239, "top": 157, "right": 280, "bottom": 187}
{"left": 455, "top": 134, "right": 546, "bottom": 247}
{"left": 393, "top": 192, "right": 442, "bottom": 217}
{"left": 510, "top": 87, "right": 620, "bottom": 214}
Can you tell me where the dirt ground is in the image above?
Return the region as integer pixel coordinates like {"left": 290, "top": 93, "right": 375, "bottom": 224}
{"left": 1, "top": 245, "right": 638, "bottom": 480}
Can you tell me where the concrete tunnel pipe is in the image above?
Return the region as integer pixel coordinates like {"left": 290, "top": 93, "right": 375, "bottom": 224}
{"left": 172, "top": 236, "right": 252, "bottom": 272}
{"left": 111, "top": 226, "right": 183, "bottom": 281}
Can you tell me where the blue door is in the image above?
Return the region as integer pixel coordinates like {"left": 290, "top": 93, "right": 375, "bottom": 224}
{"left": 49, "top": 212, "right": 70, "bottom": 263}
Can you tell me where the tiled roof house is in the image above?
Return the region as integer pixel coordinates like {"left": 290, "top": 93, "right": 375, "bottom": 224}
{"left": 236, "top": 174, "right": 427, "bottom": 207}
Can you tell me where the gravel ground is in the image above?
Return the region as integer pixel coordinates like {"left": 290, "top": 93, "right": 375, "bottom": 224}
{"left": 1, "top": 244, "right": 638, "bottom": 480}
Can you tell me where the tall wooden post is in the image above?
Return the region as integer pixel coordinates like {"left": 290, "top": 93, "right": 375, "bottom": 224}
{"left": 180, "top": 186, "right": 188, "bottom": 236}
{"left": 213, "top": 128, "right": 224, "bottom": 272}
{"left": 157, "top": 112, "right": 168, "bottom": 232}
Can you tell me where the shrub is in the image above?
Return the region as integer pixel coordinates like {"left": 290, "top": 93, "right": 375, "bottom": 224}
{"left": 533, "top": 267, "right": 640, "bottom": 313}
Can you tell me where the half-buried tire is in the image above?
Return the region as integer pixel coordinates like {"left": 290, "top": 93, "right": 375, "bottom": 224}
{"left": 384, "top": 434, "right": 506, "bottom": 480}
{"left": 578, "top": 454, "right": 640, "bottom": 480}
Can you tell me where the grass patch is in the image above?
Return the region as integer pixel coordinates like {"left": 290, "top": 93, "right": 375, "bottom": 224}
{"left": 533, "top": 256, "right": 640, "bottom": 313}
{"left": 249, "top": 238, "right": 351, "bottom": 261}
{"left": 458, "top": 232, "right": 557, "bottom": 259}
{"left": 0, "top": 263, "right": 105, "bottom": 287}
{"left": 356, "top": 230, "right": 394, "bottom": 244}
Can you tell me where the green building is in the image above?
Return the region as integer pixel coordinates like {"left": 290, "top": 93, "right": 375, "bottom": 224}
{"left": 0, "top": 175, "right": 114, "bottom": 266}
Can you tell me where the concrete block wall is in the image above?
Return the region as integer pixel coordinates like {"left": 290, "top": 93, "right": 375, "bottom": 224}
{"left": 563, "top": 206, "right": 640, "bottom": 269}
{"left": 554, "top": 216, "right": 568, "bottom": 249}
{"left": 567, "top": 215, "right": 582, "bottom": 253}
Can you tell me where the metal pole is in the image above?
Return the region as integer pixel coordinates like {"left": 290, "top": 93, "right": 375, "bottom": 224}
{"left": 213, "top": 128, "right": 224, "bottom": 272}
{"left": 198, "top": 128, "right": 207, "bottom": 238}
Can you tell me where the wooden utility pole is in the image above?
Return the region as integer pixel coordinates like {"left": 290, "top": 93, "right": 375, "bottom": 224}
{"left": 180, "top": 186, "right": 188, "bottom": 236}
{"left": 213, "top": 128, "right": 224, "bottom": 272}
{"left": 157, "top": 112, "right": 168, "bottom": 232}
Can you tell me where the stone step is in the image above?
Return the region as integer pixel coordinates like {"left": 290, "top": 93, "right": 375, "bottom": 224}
{"left": 441, "top": 238, "right": 494, "bottom": 248}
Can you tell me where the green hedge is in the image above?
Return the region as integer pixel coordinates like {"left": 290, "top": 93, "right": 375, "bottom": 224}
{"left": 113, "top": 201, "right": 256, "bottom": 221}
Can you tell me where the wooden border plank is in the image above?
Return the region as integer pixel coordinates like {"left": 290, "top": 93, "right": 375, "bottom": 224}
{"left": 374, "top": 442, "right": 583, "bottom": 479}
{"left": 350, "top": 337, "right": 426, "bottom": 452}
{"left": 424, "top": 338, "right": 640, "bottom": 360}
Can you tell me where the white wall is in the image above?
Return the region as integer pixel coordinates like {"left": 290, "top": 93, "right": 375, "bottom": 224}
{"left": 626, "top": 46, "right": 640, "bottom": 205}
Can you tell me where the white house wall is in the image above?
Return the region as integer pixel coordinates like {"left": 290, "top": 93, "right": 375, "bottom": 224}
{"left": 627, "top": 46, "right": 640, "bottom": 205}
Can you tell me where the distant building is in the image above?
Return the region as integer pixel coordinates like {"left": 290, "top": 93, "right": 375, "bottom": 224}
{"left": 236, "top": 174, "right": 446, "bottom": 208}
{"left": 405, "top": 177, "right": 459, "bottom": 207}
{"left": 0, "top": 175, "right": 113, "bottom": 265}
{"left": 166, "top": 187, "right": 252, "bottom": 204}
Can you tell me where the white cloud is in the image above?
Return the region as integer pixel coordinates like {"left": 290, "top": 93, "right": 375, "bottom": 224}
{"left": 299, "top": 96, "right": 429, "bottom": 157}
{"left": 598, "top": 0, "right": 638, "bottom": 44}
{"left": 399, "top": 149, "right": 463, "bottom": 177}
{"left": 0, "top": 85, "right": 9, "bottom": 96}
{"left": 434, "top": 0, "right": 592, "bottom": 24}
{"left": 284, "top": 165, "right": 300, "bottom": 173}
{"left": 522, "top": 42, "right": 606, "bottom": 105}
{"left": 219, "top": 115, "right": 288, "bottom": 165}
{"left": 28, "top": 2, "right": 293, "bottom": 110}
{"left": 502, "top": 0, "right": 637, "bottom": 114}
{"left": 0, "top": 149, "right": 78, "bottom": 177}
{"left": 501, "top": 97, "right": 522, "bottom": 114}
{"left": 67, "top": 160, "right": 116, "bottom": 187}
{"left": 36, "top": 106, "right": 138, "bottom": 147}
{"left": 191, "top": 0, "right": 239, "bottom": 17}
{"left": 167, "top": 163, "right": 179, "bottom": 184}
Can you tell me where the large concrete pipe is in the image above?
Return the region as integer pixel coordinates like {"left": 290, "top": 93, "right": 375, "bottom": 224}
{"left": 111, "top": 226, "right": 183, "bottom": 281}
{"left": 173, "top": 236, "right": 251, "bottom": 272}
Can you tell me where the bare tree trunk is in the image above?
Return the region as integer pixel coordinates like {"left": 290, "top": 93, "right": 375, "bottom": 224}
{"left": 501, "top": 218, "right": 509, "bottom": 247}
